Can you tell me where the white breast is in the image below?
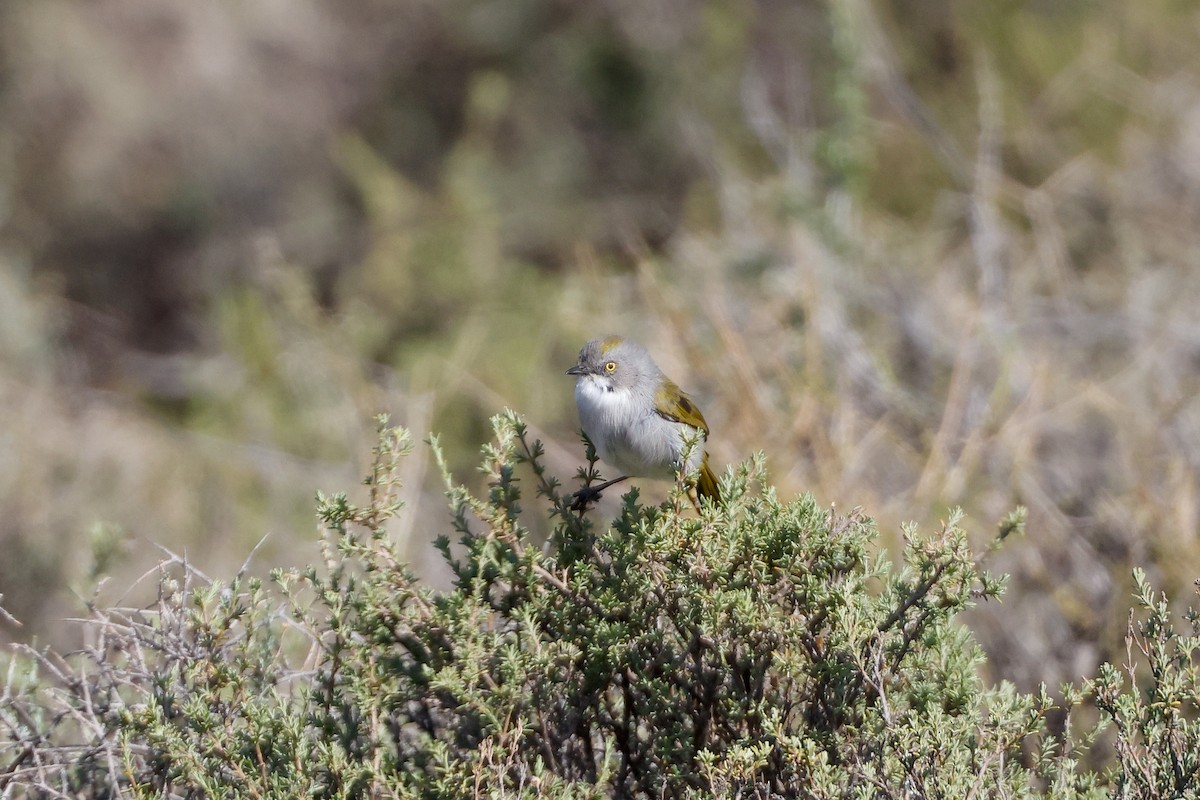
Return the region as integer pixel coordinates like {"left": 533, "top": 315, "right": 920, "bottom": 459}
{"left": 574, "top": 376, "right": 705, "bottom": 479}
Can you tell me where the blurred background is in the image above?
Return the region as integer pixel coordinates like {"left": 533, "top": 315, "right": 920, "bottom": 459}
{"left": 3, "top": 0, "right": 1200, "bottom": 693}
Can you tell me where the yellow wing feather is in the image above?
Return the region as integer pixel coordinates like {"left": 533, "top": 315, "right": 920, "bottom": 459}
{"left": 654, "top": 379, "right": 720, "bottom": 503}
{"left": 653, "top": 379, "right": 709, "bottom": 433}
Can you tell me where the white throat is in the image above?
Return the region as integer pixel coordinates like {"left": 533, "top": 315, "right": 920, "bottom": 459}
{"left": 574, "top": 375, "right": 642, "bottom": 436}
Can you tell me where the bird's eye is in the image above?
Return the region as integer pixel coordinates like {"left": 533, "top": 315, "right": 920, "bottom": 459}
{"left": 604, "top": 361, "right": 617, "bottom": 373}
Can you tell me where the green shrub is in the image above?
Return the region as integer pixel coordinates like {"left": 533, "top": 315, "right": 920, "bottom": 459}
{"left": 2, "top": 412, "right": 1200, "bottom": 798}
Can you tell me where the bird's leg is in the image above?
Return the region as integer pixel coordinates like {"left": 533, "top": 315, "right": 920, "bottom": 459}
{"left": 570, "top": 475, "right": 629, "bottom": 511}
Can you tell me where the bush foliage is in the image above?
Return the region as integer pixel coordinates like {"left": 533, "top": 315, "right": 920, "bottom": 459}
{"left": 3, "top": 413, "right": 1200, "bottom": 798}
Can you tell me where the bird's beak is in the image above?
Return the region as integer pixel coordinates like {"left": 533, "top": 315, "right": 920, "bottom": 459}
{"left": 566, "top": 364, "right": 587, "bottom": 376}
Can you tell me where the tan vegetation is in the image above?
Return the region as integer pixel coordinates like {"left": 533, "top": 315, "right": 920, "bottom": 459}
{"left": 1, "top": 0, "right": 1200, "bottom": 705}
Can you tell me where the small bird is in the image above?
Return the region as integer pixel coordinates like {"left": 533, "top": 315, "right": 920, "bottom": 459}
{"left": 566, "top": 335, "right": 720, "bottom": 506}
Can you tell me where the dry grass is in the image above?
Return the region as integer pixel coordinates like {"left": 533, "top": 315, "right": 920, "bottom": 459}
{"left": 3, "top": 0, "right": 1200, "bottom": 698}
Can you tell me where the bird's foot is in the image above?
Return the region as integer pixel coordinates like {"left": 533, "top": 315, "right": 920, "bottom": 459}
{"left": 569, "top": 485, "right": 603, "bottom": 512}
{"left": 569, "top": 476, "right": 629, "bottom": 512}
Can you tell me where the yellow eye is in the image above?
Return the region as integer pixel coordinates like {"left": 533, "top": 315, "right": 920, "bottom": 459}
{"left": 604, "top": 361, "right": 617, "bottom": 373}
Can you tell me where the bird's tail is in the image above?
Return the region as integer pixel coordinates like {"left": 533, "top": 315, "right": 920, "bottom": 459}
{"left": 697, "top": 455, "right": 721, "bottom": 504}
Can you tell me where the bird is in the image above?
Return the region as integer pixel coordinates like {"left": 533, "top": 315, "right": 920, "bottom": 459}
{"left": 566, "top": 335, "right": 720, "bottom": 507}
